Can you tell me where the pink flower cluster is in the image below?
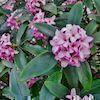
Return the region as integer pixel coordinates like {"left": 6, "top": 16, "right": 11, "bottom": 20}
{"left": 27, "top": 78, "right": 39, "bottom": 88}
{"left": 0, "top": 34, "right": 17, "bottom": 62}
{"left": 7, "top": 11, "right": 22, "bottom": 30}
{"left": 25, "top": 0, "right": 45, "bottom": 15}
{"left": 66, "top": 88, "right": 94, "bottom": 100}
{"left": 62, "top": 0, "right": 77, "bottom": 5}
{"left": 25, "top": 0, "right": 55, "bottom": 40}
{"left": 29, "top": 10, "right": 55, "bottom": 40}
{"left": 50, "top": 24, "right": 93, "bottom": 67}
{"left": 3, "top": 0, "right": 16, "bottom": 11}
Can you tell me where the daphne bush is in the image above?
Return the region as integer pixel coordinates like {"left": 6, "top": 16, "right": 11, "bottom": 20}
{"left": 0, "top": 0, "right": 100, "bottom": 100}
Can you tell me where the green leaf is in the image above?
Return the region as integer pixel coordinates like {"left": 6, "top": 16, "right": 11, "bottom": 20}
{"left": 93, "top": 32, "right": 100, "bottom": 43}
{"left": 76, "top": 62, "right": 92, "bottom": 90}
{"left": 64, "top": 67, "right": 78, "bottom": 88}
{"left": 89, "top": 14, "right": 100, "bottom": 23}
{"left": 67, "top": 2, "right": 83, "bottom": 25}
{"left": 2, "top": 60, "right": 14, "bottom": 68}
{"left": 0, "top": 62, "right": 4, "bottom": 73}
{"left": 94, "top": 94, "right": 100, "bottom": 100}
{"left": 14, "top": 49, "right": 27, "bottom": 69}
{"left": 3, "top": 87, "right": 14, "bottom": 100}
{"left": 85, "top": 21, "right": 98, "bottom": 35}
{"left": 23, "top": 43, "right": 47, "bottom": 56}
{"left": 45, "top": 66, "right": 60, "bottom": 75}
{"left": 91, "top": 44, "right": 97, "bottom": 55}
{"left": 19, "top": 11, "right": 32, "bottom": 22}
{"left": 81, "top": 79, "right": 100, "bottom": 96}
{"left": 0, "top": 68, "right": 10, "bottom": 78}
{"left": 20, "top": 52, "right": 57, "bottom": 81}
{"left": 39, "top": 71, "right": 62, "bottom": 100}
{"left": 21, "top": 30, "right": 33, "bottom": 43}
{"left": 92, "top": 79, "right": 100, "bottom": 88}
{"left": 45, "top": 81, "right": 68, "bottom": 98}
{"left": 0, "top": 7, "right": 11, "bottom": 15}
{"left": 55, "top": 12, "right": 68, "bottom": 28}
{"left": 16, "top": 22, "right": 28, "bottom": 45}
{"left": 35, "top": 23, "right": 56, "bottom": 37}
{"left": 30, "top": 83, "right": 41, "bottom": 97}
{"left": 0, "top": 21, "right": 10, "bottom": 34}
{"left": 47, "top": 71, "right": 62, "bottom": 83}
{"left": 43, "top": 3, "right": 57, "bottom": 15}
{"left": 90, "top": 79, "right": 100, "bottom": 94}
{"left": 83, "top": 0, "right": 93, "bottom": 9}
{"left": 93, "top": 0, "right": 100, "bottom": 14}
{"left": 32, "top": 96, "right": 39, "bottom": 100}
{"left": 54, "top": 0, "right": 64, "bottom": 6}
{"left": 39, "top": 86, "right": 55, "bottom": 100}
{"left": 10, "top": 69, "right": 30, "bottom": 100}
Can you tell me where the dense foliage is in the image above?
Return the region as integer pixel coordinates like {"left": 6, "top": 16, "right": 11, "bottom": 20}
{"left": 0, "top": 0, "right": 100, "bottom": 100}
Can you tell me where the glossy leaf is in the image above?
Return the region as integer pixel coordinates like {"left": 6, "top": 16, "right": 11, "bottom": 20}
{"left": 94, "top": 32, "right": 100, "bottom": 43}
{"left": 23, "top": 43, "right": 47, "bottom": 56}
{"left": 54, "top": 0, "right": 64, "bottom": 6}
{"left": 45, "top": 66, "right": 60, "bottom": 75}
{"left": 67, "top": 2, "right": 83, "bottom": 25}
{"left": 16, "top": 22, "right": 28, "bottom": 45}
{"left": 93, "top": 0, "right": 100, "bottom": 14}
{"left": 19, "top": 11, "right": 31, "bottom": 22}
{"left": 89, "top": 14, "right": 100, "bottom": 23}
{"left": 3, "top": 87, "right": 14, "bottom": 100}
{"left": 21, "top": 30, "right": 33, "bottom": 43}
{"left": 0, "top": 68, "right": 10, "bottom": 78}
{"left": 35, "top": 23, "right": 56, "bottom": 37}
{"left": 20, "top": 52, "right": 57, "bottom": 81}
{"left": 0, "top": 22, "right": 10, "bottom": 34}
{"left": 43, "top": 3, "right": 57, "bottom": 15}
{"left": 45, "top": 81, "right": 68, "bottom": 98}
{"left": 55, "top": 12, "right": 68, "bottom": 28}
{"left": 14, "top": 49, "right": 27, "bottom": 69}
{"left": 10, "top": 69, "right": 30, "bottom": 100}
{"left": 47, "top": 71, "right": 62, "bottom": 83}
{"left": 85, "top": 21, "right": 98, "bottom": 35}
{"left": 39, "top": 71, "right": 62, "bottom": 100}
{"left": 83, "top": 0, "right": 93, "bottom": 9}
{"left": 2, "top": 60, "right": 14, "bottom": 68}
{"left": 94, "top": 94, "right": 100, "bottom": 100}
{"left": 39, "top": 86, "right": 55, "bottom": 100}
{"left": 64, "top": 67, "right": 79, "bottom": 88}
{"left": 0, "top": 7, "right": 11, "bottom": 15}
{"left": 76, "top": 62, "right": 92, "bottom": 90}
{"left": 32, "top": 96, "right": 39, "bottom": 100}
{"left": 90, "top": 79, "right": 100, "bottom": 94}
{"left": 0, "top": 62, "right": 4, "bottom": 73}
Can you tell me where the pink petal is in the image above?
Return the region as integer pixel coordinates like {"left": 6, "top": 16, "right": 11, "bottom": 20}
{"left": 61, "top": 60, "right": 68, "bottom": 67}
